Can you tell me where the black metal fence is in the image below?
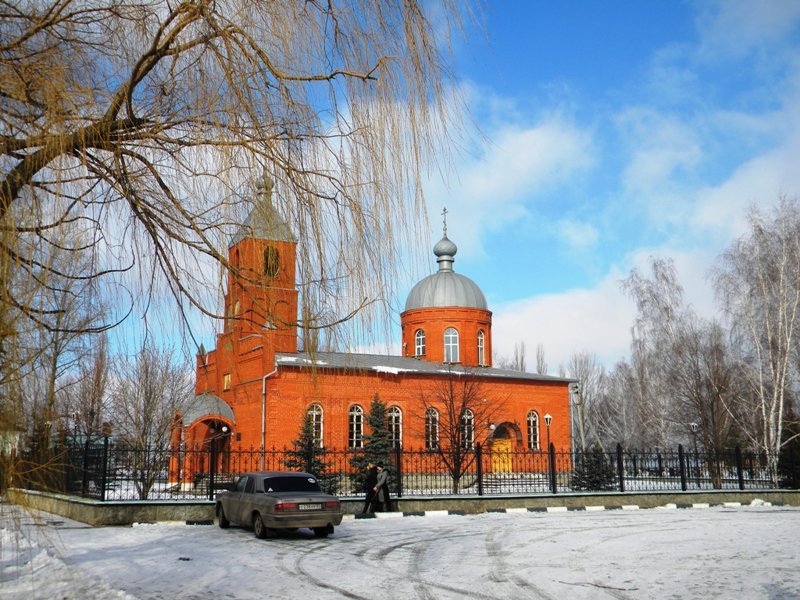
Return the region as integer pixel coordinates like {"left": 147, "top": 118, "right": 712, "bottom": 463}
{"left": 12, "top": 441, "right": 800, "bottom": 502}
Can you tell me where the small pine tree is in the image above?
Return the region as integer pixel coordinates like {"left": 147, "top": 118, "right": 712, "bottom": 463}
{"left": 283, "top": 412, "right": 337, "bottom": 493}
{"left": 571, "top": 445, "right": 617, "bottom": 491}
{"left": 350, "top": 394, "right": 394, "bottom": 492}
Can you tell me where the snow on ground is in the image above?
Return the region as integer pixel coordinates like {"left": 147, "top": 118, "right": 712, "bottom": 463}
{"left": 2, "top": 502, "right": 799, "bottom": 600}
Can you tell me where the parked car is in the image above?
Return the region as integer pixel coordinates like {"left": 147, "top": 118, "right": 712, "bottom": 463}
{"left": 215, "top": 471, "right": 343, "bottom": 538}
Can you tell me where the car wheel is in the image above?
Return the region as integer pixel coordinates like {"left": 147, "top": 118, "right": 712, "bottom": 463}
{"left": 313, "top": 525, "right": 332, "bottom": 538}
{"left": 253, "top": 513, "right": 268, "bottom": 539}
{"left": 217, "top": 505, "right": 230, "bottom": 529}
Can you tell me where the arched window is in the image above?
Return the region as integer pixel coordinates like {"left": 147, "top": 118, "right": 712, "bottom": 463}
{"left": 527, "top": 410, "right": 540, "bottom": 450}
{"left": 444, "top": 327, "right": 459, "bottom": 363}
{"left": 461, "top": 409, "right": 474, "bottom": 450}
{"left": 415, "top": 329, "right": 426, "bottom": 356}
{"left": 308, "top": 404, "right": 323, "bottom": 448}
{"left": 425, "top": 408, "right": 439, "bottom": 450}
{"left": 387, "top": 406, "right": 402, "bottom": 449}
{"left": 348, "top": 405, "right": 364, "bottom": 449}
{"left": 234, "top": 299, "right": 240, "bottom": 316}
{"left": 477, "top": 330, "right": 485, "bottom": 366}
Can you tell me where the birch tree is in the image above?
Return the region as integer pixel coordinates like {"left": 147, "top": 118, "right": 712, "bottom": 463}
{"left": 714, "top": 198, "right": 800, "bottom": 482}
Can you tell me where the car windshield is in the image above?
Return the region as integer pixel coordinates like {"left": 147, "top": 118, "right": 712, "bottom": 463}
{"left": 262, "top": 476, "right": 322, "bottom": 493}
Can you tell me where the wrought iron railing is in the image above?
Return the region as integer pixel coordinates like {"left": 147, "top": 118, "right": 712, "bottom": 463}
{"left": 11, "top": 441, "right": 799, "bottom": 502}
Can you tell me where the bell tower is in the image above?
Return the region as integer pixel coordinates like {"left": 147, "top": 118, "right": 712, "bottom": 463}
{"left": 224, "top": 173, "right": 299, "bottom": 358}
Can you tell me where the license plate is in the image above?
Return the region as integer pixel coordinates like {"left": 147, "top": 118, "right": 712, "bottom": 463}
{"left": 298, "top": 503, "right": 322, "bottom": 511}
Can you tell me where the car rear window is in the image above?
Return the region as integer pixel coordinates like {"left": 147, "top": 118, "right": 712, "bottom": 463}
{"left": 262, "top": 476, "right": 322, "bottom": 493}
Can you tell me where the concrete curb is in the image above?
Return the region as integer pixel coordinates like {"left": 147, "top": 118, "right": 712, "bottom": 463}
{"left": 340, "top": 500, "right": 779, "bottom": 521}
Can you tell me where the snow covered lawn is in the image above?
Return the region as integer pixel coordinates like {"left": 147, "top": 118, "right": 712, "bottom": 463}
{"left": 2, "top": 502, "right": 799, "bottom": 599}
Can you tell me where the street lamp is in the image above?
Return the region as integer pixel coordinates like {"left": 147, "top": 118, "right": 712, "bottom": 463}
{"left": 689, "top": 422, "right": 700, "bottom": 486}
{"left": 544, "top": 413, "right": 552, "bottom": 450}
{"left": 543, "top": 413, "right": 555, "bottom": 493}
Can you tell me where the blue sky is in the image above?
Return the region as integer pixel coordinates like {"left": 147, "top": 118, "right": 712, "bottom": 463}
{"left": 394, "top": 0, "right": 800, "bottom": 370}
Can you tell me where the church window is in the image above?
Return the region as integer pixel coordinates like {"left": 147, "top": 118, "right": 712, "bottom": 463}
{"left": 223, "top": 373, "right": 231, "bottom": 390}
{"left": 308, "top": 404, "right": 323, "bottom": 448}
{"left": 348, "top": 405, "right": 364, "bottom": 449}
{"left": 444, "top": 328, "right": 459, "bottom": 363}
{"left": 527, "top": 410, "right": 540, "bottom": 450}
{"left": 264, "top": 246, "right": 280, "bottom": 277}
{"left": 425, "top": 408, "right": 439, "bottom": 450}
{"left": 388, "top": 406, "right": 402, "bottom": 449}
{"left": 477, "top": 330, "right": 485, "bottom": 366}
{"left": 461, "top": 409, "right": 474, "bottom": 450}
{"left": 415, "top": 329, "right": 426, "bottom": 356}
{"left": 234, "top": 300, "right": 240, "bottom": 316}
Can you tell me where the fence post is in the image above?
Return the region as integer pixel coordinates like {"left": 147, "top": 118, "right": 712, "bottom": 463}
{"left": 616, "top": 443, "right": 625, "bottom": 492}
{"left": 475, "top": 443, "right": 483, "bottom": 496}
{"left": 81, "top": 436, "right": 91, "bottom": 496}
{"left": 735, "top": 446, "right": 745, "bottom": 490}
{"left": 678, "top": 444, "right": 687, "bottom": 491}
{"left": 209, "top": 441, "right": 217, "bottom": 501}
{"left": 395, "top": 445, "right": 403, "bottom": 498}
{"left": 548, "top": 442, "right": 557, "bottom": 494}
{"left": 100, "top": 436, "right": 110, "bottom": 502}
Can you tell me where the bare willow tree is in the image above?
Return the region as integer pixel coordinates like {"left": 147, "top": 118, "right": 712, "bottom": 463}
{"left": 714, "top": 198, "right": 800, "bottom": 482}
{"left": 419, "top": 369, "right": 502, "bottom": 493}
{"left": 0, "top": 0, "right": 471, "bottom": 357}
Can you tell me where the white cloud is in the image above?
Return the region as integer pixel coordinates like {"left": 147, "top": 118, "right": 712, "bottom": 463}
{"left": 691, "top": 142, "right": 800, "bottom": 242}
{"left": 557, "top": 219, "right": 599, "bottom": 251}
{"left": 694, "top": 0, "right": 800, "bottom": 60}
{"left": 492, "top": 272, "right": 635, "bottom": 371}
{"left": 425, "top": 106, "right": 595, "bottom": 260}
{"left": 491, "top": 242, "right": 727, "bottom": 372}
{"left": 617, "top": 108, "right": 703, "bottom": 198}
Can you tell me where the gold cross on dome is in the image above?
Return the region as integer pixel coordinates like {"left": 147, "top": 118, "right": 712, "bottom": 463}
{"left": 442, "top": 206, "right": 448, "bottom": 236}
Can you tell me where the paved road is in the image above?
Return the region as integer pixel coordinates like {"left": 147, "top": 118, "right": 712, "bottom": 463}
{"left": 3, "top": 504, "right": 800, "bottom": 599}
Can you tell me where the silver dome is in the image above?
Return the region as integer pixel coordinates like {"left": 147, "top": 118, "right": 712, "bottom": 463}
{"left": 404, "top": 271, "right": 488, "bottom": 310}
{"left": 404, "top": 234, "right": 488, "bottom": 311}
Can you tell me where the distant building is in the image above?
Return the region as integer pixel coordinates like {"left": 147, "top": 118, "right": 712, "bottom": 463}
{"left": 171, "top": 176, "right": 572, "bottom": 482}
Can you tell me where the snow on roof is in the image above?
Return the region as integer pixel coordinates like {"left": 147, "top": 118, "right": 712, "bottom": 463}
{"left": 273, "top": 351, "right": 574, "bottom": 383}
{"left": 372, "top": 365, "right": 416, "bottom": 375}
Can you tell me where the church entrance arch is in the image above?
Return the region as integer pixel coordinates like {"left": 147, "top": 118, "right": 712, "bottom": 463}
{"left": 171, "top": 393, "right": 236, "bottom": 488}
{"left": 490, "top": 424, "right": 514, "bottom": 473}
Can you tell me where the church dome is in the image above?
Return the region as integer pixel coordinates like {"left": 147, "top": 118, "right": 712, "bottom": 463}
{"left": 404, "top": 234, "right": 488, "bottom": 311}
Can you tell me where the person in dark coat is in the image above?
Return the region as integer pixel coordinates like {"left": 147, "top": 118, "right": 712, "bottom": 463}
{"left": 362, "top": 463, "right": 378, "bottom": 514}
{"left": 373, "top": 462, "right": 390, "bottom": 512}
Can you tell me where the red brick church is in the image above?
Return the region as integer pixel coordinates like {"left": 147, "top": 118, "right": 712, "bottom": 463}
{"left": 172, "top": 176, "right": 572, "bottom": 478}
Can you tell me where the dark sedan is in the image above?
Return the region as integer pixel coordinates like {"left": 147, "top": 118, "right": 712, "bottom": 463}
{"left": 215, "top": 471, "right": 343, "bottom": 538}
